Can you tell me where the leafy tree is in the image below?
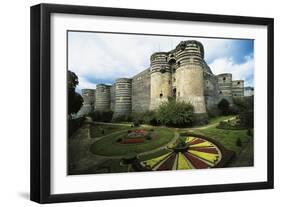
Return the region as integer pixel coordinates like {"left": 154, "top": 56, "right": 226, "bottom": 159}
{"left": 218, "top": 99, "right": 230, "bottom": 115}
{"left": 234, "top": 97, "right": 254, "bottom": 128}
{"left": 68, "top": 70, "right": 79, "bottom": 89}
{"left": 68, "top": 70, "right": 83, "bottom": 116}
{"left": 157, "top": 100, "right": 194, "bottom": 127}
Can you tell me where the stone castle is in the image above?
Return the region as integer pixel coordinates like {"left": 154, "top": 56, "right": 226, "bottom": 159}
{"left": 77, "top": 40, "right": 253, "bottom": 121}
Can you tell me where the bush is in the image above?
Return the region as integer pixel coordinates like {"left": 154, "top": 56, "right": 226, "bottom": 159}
{"left": 236, "top": 138, "right": 242, "bottom": 147}
{"left": 89, "top": 111, "right": 113, "bottom": 122}
{"left": 157, "top": 100, "right": 194, "bottom": 127}
{"left": 133, "top": 120, "right": 140, "bottom": 127}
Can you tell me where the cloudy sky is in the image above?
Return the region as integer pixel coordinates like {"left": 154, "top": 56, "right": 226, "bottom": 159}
{"left": 68, "top": 31, "right": 254, "bottom": 92}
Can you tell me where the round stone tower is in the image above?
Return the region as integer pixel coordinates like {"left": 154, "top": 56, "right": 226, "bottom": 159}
{"left": 174, "top": 40, "right": 207, "bottom": 121}
{"left": 81, "top": 89, "right": 95, "bottom": 105}
{"left": 95, "top": 84, "right": 111, "bottom": 111}
{"left": 149, "top": 52, "right": 172, "bottom": 110}
{"left": 113, "top": 78, "right": 132, "bottom": 120}
{"left": 76, "top": 89, "right": 95, "bottom": 117}
{"left": 217, "top": 73, "right": 233, "bottom": 96}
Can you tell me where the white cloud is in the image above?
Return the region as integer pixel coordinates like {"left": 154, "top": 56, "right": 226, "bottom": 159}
{"left": 68, "top": 32, "right": 253, "bottom": 89}
{"left": 76, "top": 77, "right": 96, "bottom": 91}
{"left": 209, "top": 55, "right": 254, "bottom": 86}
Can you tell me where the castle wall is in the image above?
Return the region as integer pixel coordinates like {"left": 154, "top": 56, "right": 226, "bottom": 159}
{"left": 204, "top": 72, "right": 220, "bottom": 116}
{"left": 132, "top": 69, "right": 151, "bottom": 113}
{"left": 204, "top": 72, "right": 219, "bottom": 97}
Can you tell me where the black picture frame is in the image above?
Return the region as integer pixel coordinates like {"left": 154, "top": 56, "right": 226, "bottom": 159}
{"left": 30, "top": 3, "right": 274, "bottom": 204}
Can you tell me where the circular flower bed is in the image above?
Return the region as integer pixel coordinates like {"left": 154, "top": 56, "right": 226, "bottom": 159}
{"left": 138, "top": 135, "right": 234, "bottom": 171}
{"left": 117, "top": 129, "right": 154, "bottom": 144}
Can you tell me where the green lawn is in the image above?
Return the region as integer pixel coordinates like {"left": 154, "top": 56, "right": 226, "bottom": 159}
{"left": 90, "top": 127, "right": 175, "bottom": 156}
{"left": 138, "top": 148, "right": 171, "bottom": 161}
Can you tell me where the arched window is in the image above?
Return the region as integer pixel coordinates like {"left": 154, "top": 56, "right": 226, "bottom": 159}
{"left": 160, "top": 93, "right": 163, "bottom": 98}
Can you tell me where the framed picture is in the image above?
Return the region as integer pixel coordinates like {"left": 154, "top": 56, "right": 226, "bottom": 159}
{"left": 30, "top": 3, "right": 274, "bottom": 203}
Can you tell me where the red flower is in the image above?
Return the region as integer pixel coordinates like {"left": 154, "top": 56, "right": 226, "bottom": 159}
{"left": 122, "top": 139, "right": 144, "bottom": 144}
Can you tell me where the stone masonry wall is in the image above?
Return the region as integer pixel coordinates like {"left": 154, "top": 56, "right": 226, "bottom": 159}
{"left": 131, "top": 68, "right": 151, "bottom": 113}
